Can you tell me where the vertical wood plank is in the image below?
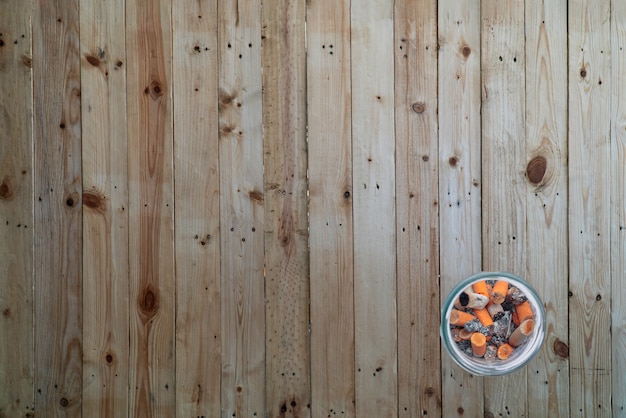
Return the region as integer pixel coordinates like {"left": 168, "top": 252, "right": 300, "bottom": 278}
{"left": 524, "top": 1, "right": 570, "bottom": 416}
{"left": 262, "top": 0, "right": 310, "bottom": 417}
{"left": 172, "top": 1, "right": 221, "bottom": 417}
{"left": 307, "top": 0, "right": 355, "bottom": 415}
{"left": 33, "top": 0, "right": 83, "bottom": 416}
{"left": 218, "top": 0, "right": 265, "bottom": 416}
{"left": 80, "top": 0, "right": 129, "bottom": 416}
{"left": 612, "top": 1, "right": 626, "bottom": 413}
{"left": 568, "top": 1, "right": 612, "bottom": 416}
{"left": 0, "top": 1, "right": 34, "bottom": 417}
{"left": 394, "top": 0, "right": 440, "bottom": 416}
{"left": 437, "top": 2, "right": 484, "bottom": 416}
{"left": 481, "top": 0, "right": 527, "bottom": 416}
{"left": 351, "top": 1, "right": 397, "bottom": 416}
{"left": 126, "top": 0, "right": 175, "bottom": 416}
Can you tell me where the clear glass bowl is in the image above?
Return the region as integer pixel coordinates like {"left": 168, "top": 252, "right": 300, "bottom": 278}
{"left": 440, "top": 271, "right": 546, "bottom": 376}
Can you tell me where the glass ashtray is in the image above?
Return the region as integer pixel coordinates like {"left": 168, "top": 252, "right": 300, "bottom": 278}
{"left": 440, "top": 271, "right": 546, "bottom": 376}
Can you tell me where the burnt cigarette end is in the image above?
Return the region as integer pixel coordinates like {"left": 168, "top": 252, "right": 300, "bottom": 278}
{"left": 459, "top": 292, "right": 470, "bottom": 306}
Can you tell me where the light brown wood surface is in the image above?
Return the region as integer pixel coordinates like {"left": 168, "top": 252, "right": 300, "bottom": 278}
{"left": 3, "top": 2, "right": 626, "bottom": 417}
{"left": 438, "top": 1, "right": 484, "bottom": 416}
{"left": 126, "top": 0, "right": 175, "bottom": 416}
{"left": 80, "top": 0, "right": 129, "bottom": 416}
{"left": 568, "top": 1, "right": 612, "bottom": 416}
{"left": 0, "top": 1, "right": 34, "bottom": 417}
{"left": 172, "top": 1, "right": 221, "bottom": 417}
{"left": 394, "top": 0, "right": 440, "bottom": 416}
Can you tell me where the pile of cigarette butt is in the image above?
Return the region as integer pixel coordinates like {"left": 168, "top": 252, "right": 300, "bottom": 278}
{"left": 449, "top": 279, "right": 535, "bottom": 361}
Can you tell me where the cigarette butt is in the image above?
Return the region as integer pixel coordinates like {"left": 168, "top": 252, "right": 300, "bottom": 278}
{"left": 511, "top": 311, "right": 520, "bottom": 326}
{"left": 458, "top": 291, "right": 490, "bottom": 309}
{"left": 458, "top": 328, "right": 473, "bottom": 340}
{"left": 450, "top": 309, "right": 476, "bottom": 326}
{"left": 507, "top": 286, "right": 528, "bottom": 304}
{"left": 471, "top": 332, "right": 487, "bottom": 357}
{"left": 515, "top": 300, "right": 534, "bottom": 322}
{"left": 490, "top": 280, "right": 509, "bottom": 304}
{"left": 485, "top": 344, "right": 497, "bottom": 361}
{"left": 472, "top": 280, "right": 490, "bottom": 298}
{"left": 451, "top": 328, "right": 462, "bottom": 342}
{"left": 497, "top": 343, "right": 514, "bottom": 360}
{"left": 509, "top": 319, "right": 534, "bottom": 347}
{"left": 487, "top": 303, "right": 504, "bottom": 319}
{"left": 474, "top": 308, "right": 494, "bottom": 327}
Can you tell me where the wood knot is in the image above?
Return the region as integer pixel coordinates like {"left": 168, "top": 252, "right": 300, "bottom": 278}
{"left": 580, "top": 68, "right": 587, "bottom": 78}
{"left": 21, "top": 54, "right": 32, "bottom": 68}
{"left": 412, "top": 102, "right": 425, "bottom": 113}
{"left": 553, "top": 338, "right": 569, "bottom": 358}
{"left": 424, "top": 386, "right": 435, "bottom": 397}
{"left": 85, "top": 54, "right": 101, "bottom": 67}
{"left": 457, "top": 406, "right": 464, "bottom": 415}
{"left": 59, "top": 398, "right": 69, "bottom": 407}
{"left": 145, "top": 80, "right": 165, "bottom": 99}
{"left": 448, "top": 156, "right": 458, "bottom": 167}
{"left": 65, "top": 192, "right": 79, "bottom": 208}
{"left": 105, "top": 352, "right": 114, "bottom": 365}
{"left": 82, "top": 191, "right": 105, "bottom": 211}
{"left": 526, "top": 155, "right": 547, "bottom": 184}
{"left": 0, "top": 180, "right": 13, "bottom": 200}
{"left": 461, "top": 45, "right": 471, "bottom": 58}
{"left": 139, "top": 286, "right": 159, "bottom": 318}
{"left": 249, "top": 190, "right": 264, "bottom": 203}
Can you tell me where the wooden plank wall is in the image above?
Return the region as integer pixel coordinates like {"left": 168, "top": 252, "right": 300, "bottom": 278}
{"left": 2, "top": 1, "right": 626, "bottom": 417}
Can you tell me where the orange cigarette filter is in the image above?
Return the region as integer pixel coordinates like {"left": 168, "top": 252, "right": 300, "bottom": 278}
{"left": 450, "top": 309, "right": 476, "bottom": 326}
{"left": 471, "top": 332, "right": 487, "bottom": 357}
{"left": 515, "top": 300, "right": 534, "bottom": 322}
{"left": 473, "top": 307, "right": 494, "bottom": 327}
{"left": 511, "top": 311, "right": 520, "bottom": 326}
{"left": 490, "top": 280, "right": 509, "bottom": 304}
{"left": 472, "top": 280, "right": 490, "bottom": 298}
{"left": 497, "top": 343, "right": 514, "bottom": 360}
{"left": 509, "top": 319, "right": 534, "bottom": 347}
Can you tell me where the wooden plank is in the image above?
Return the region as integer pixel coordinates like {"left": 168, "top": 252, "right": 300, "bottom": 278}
{"left": 32, "top": 0, "right": 83, "bottom": 416}
{"left": 306, "top": 0, "right": 355, "bottom": 416}
{"left": 351, "top": 1, "right": 397, "bottom": 416}
{"left": 0, "top": 1, "right": 34, "bottom": 417}
{"left": 437, "top": 1, "right": 483, "bottom": 416}
{"left": 218, "top": 0, "right": 265, "bottom": 416}
{"left": 172, "top": 1, "right": 221, "bottom": 417}
{"left": 480, "top": 1, "right": 527, "bottom": 416}
{"left": 394, "top": 0, "right": 440, "bottom": 416}
{"left": 568, "top": 1, "right": 612, "bottom": 416}
{"left": 612, "top": 1, "right": 626, "bottom": 413}
{"left": 261, "top": 0, "right": 310, "bottom": 416}
{"left": 80, "top": 0, "right": 129, "bottom": 416}
{"left": 126, "top": 0, "right": 175, "bottom": 416}
{"left": 524, "top": 1, "right": 570, "bottom": 416}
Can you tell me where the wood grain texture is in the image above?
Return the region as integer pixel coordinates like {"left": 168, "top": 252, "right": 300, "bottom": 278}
{"left": 437, "top": 2, "right": 483, "bottom": 416}
{"left": 612, "top": 1, "right": 626, "bottom": 413}
{"left": 481, "top": 0, "right": 527, "bottom": 416}
{"left": 126, "top": 0, "right": 175, "bottom": 416}
{"left": 80, "top": 0, "right": 129, "bottom": 416}
{"left": 172, "top": 1, "right": 221, "bottom": 417}
{"left": 218, "top": 0, "right": 265, "bottom": 416}
{"left": 524, "top": 1, "right": 570, "bottom": 416}
{"left": 568, "top": 1, "right": 612, "bottom": 416}
{"left": 351, "top": 1, "right": 397, "bottom": 416}
{"left": 0, "top": 1, "right": 34, "bottom": 417}
{"left": 306, "top": 0, "right": 355, "bottom": 416}
{"left": 394, "top": 1, "right": 440, "bottom": 416}
{"left": 261, "top": 0, "right": 310, "bottom": 417}
{"left": 33, "top": 0, "right": 83, "bottom": 416}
